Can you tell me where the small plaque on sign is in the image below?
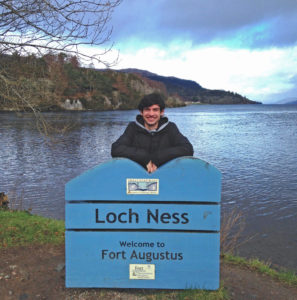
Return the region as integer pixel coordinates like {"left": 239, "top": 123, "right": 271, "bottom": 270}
{"left": 129, "top": 264, "right": 155, "bottom": 280}
{"left": 126, "top": 178, "right": 159, "bottom": 195}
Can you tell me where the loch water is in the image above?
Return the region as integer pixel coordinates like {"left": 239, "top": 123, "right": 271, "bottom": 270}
{"left": 1, "top": 104, "right": 297, "bottom": 271}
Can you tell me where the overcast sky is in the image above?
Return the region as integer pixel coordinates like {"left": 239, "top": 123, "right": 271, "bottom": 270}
{"left": 97, "top": 0, "right": 297, "bottom": 103}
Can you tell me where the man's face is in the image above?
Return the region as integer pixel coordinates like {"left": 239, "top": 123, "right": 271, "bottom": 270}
{"left": 140, "top": 104, "right": 164, "bottom": 130}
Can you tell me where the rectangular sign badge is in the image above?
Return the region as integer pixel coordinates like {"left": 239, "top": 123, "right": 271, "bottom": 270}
{"left": 126, "top": 178, "right": 159, "bottom": 195}
{"left": 129, "top": 264, "right": 155, "bottom": 280}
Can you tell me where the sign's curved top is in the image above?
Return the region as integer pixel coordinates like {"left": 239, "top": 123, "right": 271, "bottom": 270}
{"left": 66, "top": 157, "right": 221, "bottom": 202}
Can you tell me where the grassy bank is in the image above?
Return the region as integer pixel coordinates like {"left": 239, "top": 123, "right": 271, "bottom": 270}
{"left": 0, "top": 209, "right": 64, "bottom": 248}
{"left": 223, "top": 254, "right": 297, "bottom": 287}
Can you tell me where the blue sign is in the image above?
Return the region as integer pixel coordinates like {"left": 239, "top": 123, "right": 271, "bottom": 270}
{"left": 65, "top": 157, "right": 221, "bottom": 290}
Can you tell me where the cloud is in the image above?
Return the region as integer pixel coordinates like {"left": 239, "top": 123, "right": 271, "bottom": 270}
{"left": 100, "top": 0, "right": 297, "bottom": 102}
{"left": 111, "top": 0, "right": 297, "bottom": 48}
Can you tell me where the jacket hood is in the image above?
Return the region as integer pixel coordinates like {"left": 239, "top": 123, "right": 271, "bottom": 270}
{"left": 135, "top": 115, "right": 169, "bottom": 133}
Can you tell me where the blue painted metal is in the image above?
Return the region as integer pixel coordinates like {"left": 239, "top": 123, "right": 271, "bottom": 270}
{"left": 66, "top": 232, "right": 220, "bottom": 289}
{"left": 65, "top": 157, "right": 221, "bottom": 202}
{"left": 65, "top": 157, "right": 221, "bottom": 290}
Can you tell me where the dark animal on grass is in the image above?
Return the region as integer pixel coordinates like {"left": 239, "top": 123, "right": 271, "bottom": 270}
{"left": 0, "top": 192, "right": 9, "bottom": 209}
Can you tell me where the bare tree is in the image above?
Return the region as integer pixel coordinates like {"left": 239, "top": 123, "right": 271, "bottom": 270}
{"left": 0, "top": 0, "right": 121, "bottom": 65}
{"left": 0, "top": 0, "right": 122, "bottom": 135}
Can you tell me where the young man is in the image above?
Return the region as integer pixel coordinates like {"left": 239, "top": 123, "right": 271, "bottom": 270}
{"left": 111, "top": 93, "right": 194, "bottom": 173}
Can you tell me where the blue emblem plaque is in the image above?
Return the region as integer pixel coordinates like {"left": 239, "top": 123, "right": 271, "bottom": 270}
{"left": 127, "top": 178, "right": 159, "bottom": 194}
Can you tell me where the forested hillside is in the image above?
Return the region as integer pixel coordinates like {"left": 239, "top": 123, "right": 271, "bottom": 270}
{"left": 0, "top": 53, "right": 184, "bottom": 111}
{"left": 0, "top": 54, "right": 259, "bottom": 112}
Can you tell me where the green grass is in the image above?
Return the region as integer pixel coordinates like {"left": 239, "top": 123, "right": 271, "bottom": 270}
{"left": 64, "top": 287, "right": 228, "bottom": 300}
{"left": 223, "top": 253, "right": 297, "bottom": 287}
{"left": 144, "top": 287, "right": 228, "bottom": 300}
{"left": 0, "top": 209, "right": 65, "bottom": 248}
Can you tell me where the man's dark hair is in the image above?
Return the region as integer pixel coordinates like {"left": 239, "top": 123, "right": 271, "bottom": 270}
{"left": 138, "top": 93, "right": 166, "bottom": 111}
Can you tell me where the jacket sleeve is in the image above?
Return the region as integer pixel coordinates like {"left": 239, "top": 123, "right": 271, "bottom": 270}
{"left": 111, "top": 123, "right": 150, "bottom": 167}
{"left": 151, "top": 123, "right": 194, "bottom": 167}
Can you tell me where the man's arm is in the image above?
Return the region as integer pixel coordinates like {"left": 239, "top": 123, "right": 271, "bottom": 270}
{"left": 111, "top": 123, "right": 151, "bottom": 168}
{"left": 151, "top": 123, "right": 193, "bottom": 167}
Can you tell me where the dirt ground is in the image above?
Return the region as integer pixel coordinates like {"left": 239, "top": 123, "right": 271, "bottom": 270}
{"left": 0, "top": 245, "right": 296, "bottom": 300}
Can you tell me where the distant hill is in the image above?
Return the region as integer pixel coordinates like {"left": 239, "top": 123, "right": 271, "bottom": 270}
{"left": 274, "top": 97, "right": 297, "bottom": 105}
{"left": 119, "top": 68, "right": 204, "bottom": 98}
{"left": 119, "top": 68, "right": 261, "bottom": 105}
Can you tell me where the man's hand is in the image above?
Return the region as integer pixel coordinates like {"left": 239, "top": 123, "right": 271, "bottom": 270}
{"left": 146, "top": 161, "right": 157, "bottom": 173}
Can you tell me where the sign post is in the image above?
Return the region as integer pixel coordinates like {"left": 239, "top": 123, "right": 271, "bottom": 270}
{"left": 65, "top": 157, "right": 221, "bottom": 289}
